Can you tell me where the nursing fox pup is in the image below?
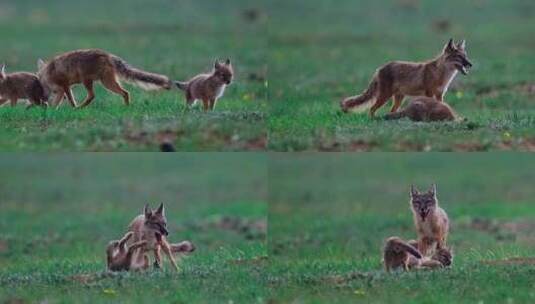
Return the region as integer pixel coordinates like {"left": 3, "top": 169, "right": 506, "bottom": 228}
{"left": 410, "top": 184, "right": 449, "bottom": 256}
{"left": 37, "top": 49, "right": 173, "bottom": 108}
{"left": 175, "top": 59, "right": 233, "bottom": 111}
{"left": 341, "top": 39, "right": 472, "bottom": 117}
{"left": 384, "top": 96, "right": 457, "bottom": 122}
{"left": 0, "top": 65, "right": 48, "bottom": 108}
{"left": 127, "top": 203, "right": 183, "bottom": 271}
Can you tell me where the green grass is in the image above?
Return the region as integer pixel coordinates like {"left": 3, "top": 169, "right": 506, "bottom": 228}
{"left": 0, "top": 0, "right": 267, "bottom": 151}
{"left": 268, "top": 153, "right": 535, "bottom": 303}
{"left": 0, "top": 154, "right": 268, "bottom": 303}
{"left": 267, "top": 0, "right": 535, "bottom": 151}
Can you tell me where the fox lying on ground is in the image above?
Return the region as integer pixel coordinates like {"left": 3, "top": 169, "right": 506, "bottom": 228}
{"left": 407, "top": 239, "right": 453, "bottom": 269}
{"left": 106, "top": 231, "right": 148, "bottom": 271}
{"left": 383, "top": 236, "right": 423, "bottom": 272}
{"left": 0, "top": 64, "right": 48, "bottom": 108}
{"left": 383, "top": 96, "right": 458, "bottom": 122}
{"left": 37, "top": 49, "right": 174, "bottom": 108}
{"left": 175, "top": 59, "right": 233, "bottom": 111}
{"left": 410, "top": 184, "right": 449, "bottom": 256}
{"left": 127, "top": 203, "right": 191, "bottom": 271}
{"left": 341, "top": 39, "right": 472, "bottom": 117}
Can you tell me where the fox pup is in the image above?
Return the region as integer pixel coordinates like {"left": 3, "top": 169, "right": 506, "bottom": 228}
{"left": 127, "top": 203, "right": 181, "bottom": 271}
{"left": 383, "top": 236, "right": 423, "bottom": 272}
{"left": 407, "top": 239, "right": 453, "bottom": 269}
{"left": 341, "top": 39, "right": 472, "bottom": 117}
{"left": 106, "top": 231, "right": 148, "bottom": 272}
{"left": 384, "top": 96, "right": 457, "bottom": 122}
{"left": 37, "top": 49, "right": 174, "bottom": 108}
{"left": 175, "top": 59, "right": 233, "bottom": 111}
{"left": 0, "top": 64, "right": 48, "bottom": 108}
{"left": 410, "top": 184, "right": 449, "bottom": 256}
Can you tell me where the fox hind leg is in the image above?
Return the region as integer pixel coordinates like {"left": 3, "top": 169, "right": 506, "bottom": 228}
{"left": 390, "top": 94, "right": 404, "bottom": 113}
{"left": 102, "top": 75, "right": 130, "bottom": 106}
{"left": 369, "top": 93, "right": 391, "bottom": 118}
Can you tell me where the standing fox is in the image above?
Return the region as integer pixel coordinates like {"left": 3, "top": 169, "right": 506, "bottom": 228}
{"left": 410, "top": 184, "right": 449, "bottom": 256}
{"left": 383, "top": 96, "right": 458, "bottom": 122}
{"left": 341, "top": 39, "right": 472, "bottom": 117}
{"left": 37, "top": 49, "right": 173, "bottom": 108}
{"left": 175, "top": 59, "right": 233, "bottom": 111}
{"left": 127, "top": 203, "right": 181, "bottom": 271}
{"left": 383, "top": 236, "right": 423, "bottom": 272}
{"left": 0, "top": 64, "right": 48, "bottom": 108}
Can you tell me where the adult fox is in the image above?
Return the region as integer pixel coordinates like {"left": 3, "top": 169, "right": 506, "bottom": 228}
{"left": 341, "top": 39, "right": 472, "bottom": 117}
{"left": 37, "top": 49, "right": 173, "bottom": 108}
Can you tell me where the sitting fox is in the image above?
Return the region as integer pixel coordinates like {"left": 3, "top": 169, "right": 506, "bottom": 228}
{"left": 37, "top": 49, "right": 174, "bottom": 108}
{"left": 0, "top": 64, "right": 48, "bottom": 108}
{"left": 175, "top": 59, "right": 233, "bottom": 111}
{"left": 383, "top": 237, "right": 422, "bottom": 272}
{"left": 410, "top": 184, "right": 449, "bottom": 256}
{"left": 384, "top": 96, "right": 457, "bottom": 122}
{"left": 341, "top": 39, "right": 472, "bottom": 117}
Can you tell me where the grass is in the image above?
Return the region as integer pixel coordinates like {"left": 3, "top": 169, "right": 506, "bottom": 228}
{"left": 268, "top": 153, "right": 535, "bottom": 303}
{"left": 0, "top": 0, "right": 267, "bottom": 151}
{"left": 267, "top": 0, "right": 535, "bottom": 151}
{"left": 0, "top": 154, "right": 268, "bottom": 303}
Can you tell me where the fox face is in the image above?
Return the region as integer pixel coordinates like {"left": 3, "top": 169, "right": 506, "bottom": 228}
{"left": 410, "top": 184, "right": 438, "bottom": 221}
{"left": 144, "top": 203, "right": 169, "bottom": 236}
{"left": 442, "top": 39, "right": 472, "bottom": 75}
{"left": 214, "top": 59, "right": 233, "bottom": 85}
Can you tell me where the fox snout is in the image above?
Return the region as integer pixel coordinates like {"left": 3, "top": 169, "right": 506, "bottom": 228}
{"left": 419, "top": 209, "right": 429, "bottom": 220}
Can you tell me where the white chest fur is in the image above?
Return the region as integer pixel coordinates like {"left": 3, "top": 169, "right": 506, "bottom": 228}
{"left": 440, "top": 70, "right": 458, "bottom": 93}
{"left": 215, "top": 85, "right": 226, "bottom": 99}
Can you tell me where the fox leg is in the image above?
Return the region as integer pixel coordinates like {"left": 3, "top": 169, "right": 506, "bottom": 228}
{"left": 369, "top": 94, "right": 391, "bottom": 118}
{"left": 435, "top": 92, "right": 444, "bottom": 102}
{"left": 102, "top": 75, "right": 130, "bottom": 106}
{"left": 80, "top": 80, "right": 96, "bottom": 108}
{"left": 9, "top": 98, "right": 18, "bottom": 107}
{"left": 64, "top": 88, "right": 78, "bottom": 108}
{"left": 418, "top": 237, "right": 430, "bottom": 257}
{"left": 201, "top": 99, "right": 210, "bottom": 111}
{"left": 390, "top": 94, "right": 404, "bottom": 113}
{"left": 209, "top": 98, "right": 217, "bottom": 110}
{"left": 160, "top": 240, "right": 180, "bottom": 271}
{"left": 153, "top": 246, "right": 162, "bottom": 269}
{"left": 0, "top": 98, "right": 8, "bottom": 106}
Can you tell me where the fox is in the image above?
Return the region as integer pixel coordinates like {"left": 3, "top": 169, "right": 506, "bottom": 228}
{"left": 410, "top": 184, "right": 449, "bottom": 256}
{"left": 127, "top": 203, "right": 183, "bottom": 271}
{"left": 106, "top": 231, "right": 148, "bottom": 272}
{"left": 341, "top": 39, "right": 472, "bottom": 117}
{"left": 175, "top": 59, "right": 233, "bottom": 111}
{"left": 407, "top": 239, "right": 453, "bottom": 269}
{"left": 383, "top": 236, "right": 423, "bottom": 272}
{"left": 0, "top": 64, "right": 48, "bottom": 108}
{"left": 36, "top": 49, "right": 173, "bottom": 108}
{"left": 383, "top": 96, "right": 457, "bottom": 122}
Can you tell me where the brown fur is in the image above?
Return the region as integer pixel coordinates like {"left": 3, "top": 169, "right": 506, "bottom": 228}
{"left": 175, "top": 59, "right": 233, "bottom": 111}
{"left": 0, "top": 65, "right": 48, "bottom": 108}
{"left": 410, "top": 184, "right": 449, "bottom": 256}
{"left": 37, "top": 49, "right": 173, "bottom": 108}
{"left": 384, "top": 96, "right": 457, "bottom": 122}
{"left": 341, "top": 39, "right": 472, "bottom": 117}
{"left": 106, "top": 232, "right": 148, "bottom": 272}
{"left": 383, "top": 237, "right": 423, "bottom": 272}
{"left": 407, "top": 239, "right": 453, "bottom": 269}
{"left": 127, "top": 203, "right": 181, "bottom": 271}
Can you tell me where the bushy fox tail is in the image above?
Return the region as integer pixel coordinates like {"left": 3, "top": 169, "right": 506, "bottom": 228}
{"left": 341, "top": 77, "right": 378, "bottom": 113}
{"left": 170, "top": 241, "right": 196, "bottom": 253}
{"left": 174, "top": 81, "right": 189, "bottom": 91}
{"left": 111, "top": 56, "right": 172, "bottom": 90}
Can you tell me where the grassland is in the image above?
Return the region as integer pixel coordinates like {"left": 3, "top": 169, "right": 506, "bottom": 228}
{"left": 268, "top": 0, "right": 535, "bottom": 151}
{"left": 0, "top": 154, "right": 267, "bottom": 303}
{"left": 0, "top": 0, "right": 267, "bottom": 151}
{"left": 269, "top": 153, "right": 535, "bottom": 303}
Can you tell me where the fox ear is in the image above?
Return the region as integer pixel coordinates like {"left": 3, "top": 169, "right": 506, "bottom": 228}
{"left": 225, "top": 58, "right": 231, "bottom": 65}
{"left": 214, "top": 60, "right": 221, "bottom": 69}
{"left": 443, "top": 39, "right": 455, "bottom": 53}
{"left": 37, "top": 58, "right": 45, "bottom": 70}
{"left": 410, "top": 185, "right": 419, "bottom": 197}
{"left": 156, "top": 203, "right": 165, "bottom": 216}
{"left": 429, "top": 183, "right": 437, "bottom": 196}
{"left": 457, "top": 40, "right": 466, "bottom": 50}
{"left": 144, "top": 204, "right": 152, "bottom": 218}
{"left": 0, "top": 64, "right": 5, "bottom": 79}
